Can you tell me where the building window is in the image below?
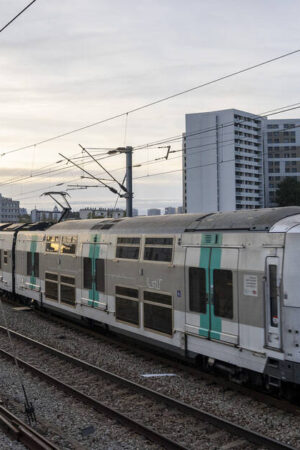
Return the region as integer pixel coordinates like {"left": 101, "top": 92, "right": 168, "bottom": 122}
{"left": 27, "top": 252, "right": 39, "bottom": 277}
{"left": 189, "top": 267, "right": 206, "bottom": 313}
{"left": 116, "top": 237, "right": 140, "bottom": 259}
{"left": 3, "top": 251, "right": 8, "bottom": 265}
{"left": 46, "top": 236, "right": 60, "bottom": 253}
{"left": 143, "top": 290, "right": 172, "bottom": 335}
{"left": 115, "top": 286, "right": 139, "bottom": 325}
{"left": 144, "top": 237, "right": 173, "bottom": 262}
{"left": 213, "top": 269, "right": 233, "bottom": 319}
{"left": 60, "top": 275, "right": 76, "bottom": 306}
{"left": 61, "top": 236, "right": 77, "bottom": 254}
{"left": 45, "top": 272, "right": 58, "bottom": 301}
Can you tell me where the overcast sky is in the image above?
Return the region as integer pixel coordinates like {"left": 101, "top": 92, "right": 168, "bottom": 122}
{"left": 0, "top": 0, "right": 299, "bottom": 214}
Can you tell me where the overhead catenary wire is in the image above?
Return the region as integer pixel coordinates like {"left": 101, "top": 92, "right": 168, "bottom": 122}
{"left": 1, "top": 48, "right": 299, "bottom": 158}
{"left": 2, "top": 101, "right": 299, "bottom": 192}
{"left": 0, "top": 0, "right": 37, "bottom": 33}
{"left": 5, "top": 102, "right": 300, "bottom": 204}
{"left": 59, "top": 153, "right": 120, "bottom": 196}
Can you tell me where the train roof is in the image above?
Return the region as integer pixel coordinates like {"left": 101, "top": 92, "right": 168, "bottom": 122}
{"left": 47, "top": 207, "right": 300, "bottom": 234}
{"left": 0, "top": 222, "right": 53, "bottom": 232}
{"left": 185, "top": 207, "right": 300, "bottom": 232}
{"left": 47, "top": 214, "right": 205, "bottom": 234}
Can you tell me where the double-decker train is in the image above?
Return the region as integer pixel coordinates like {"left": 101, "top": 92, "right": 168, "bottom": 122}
{"left": 1, "top": 207, "right": 300, "bottom": 390}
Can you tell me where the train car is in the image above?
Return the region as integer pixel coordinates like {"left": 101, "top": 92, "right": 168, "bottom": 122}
{"left": 3, "top": 207, "right": 300, "bottom": 390}
{"left": 15, "top": 229, "right": 45, "bottom": 302}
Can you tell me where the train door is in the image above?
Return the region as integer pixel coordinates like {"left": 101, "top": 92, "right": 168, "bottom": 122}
{"left": 265, "top": 256, "right": 281, "bottom": 349}
{"left": 186, "top": 245, "right": 239, "bottom": 345}
{"left": 81, "top": 240, "right": 107, "bottom": 310}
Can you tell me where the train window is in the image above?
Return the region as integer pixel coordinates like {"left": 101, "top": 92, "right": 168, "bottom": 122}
{"left": 61, "top": 275, "right": 74, "bottom": 284}
{"left": 189, "top": 267, "right": 206, "bottom": 313}
{"left": 46, "top": 236, "right": 60, "bottom": 253}
{"left": 3, "top": 251, "right": 8, "bottom": 265}
{"left": 27, "top": 252, "right": 39, "bottom": 277}
{"left": 83, "top": 258, "right": 92, "bottom": 289}
{"left": 143, "top": 291, "right": 172, "bottom": 305}
{"left": 115, "top": 285, "right": 139, "bottom": 326}
{"left": 0, "top": 249, "right": 2, "bottom": 269}
{"left": 45, "top": 272, "right": 58, "bottom": 301}
{"left": 61, "top": 236, "right": 77, "bottom": 255}
{"left": 144, "top": 237, "right": 173, "bottom": 262}
{"left": 116, "top": 237, "right": 140, "bottom": 260}
{"left": 96, "top": 259, "right": 105, "bottom": 293}
{"left": 61, "top": 275, "right": 76, "bottom": 306}
{"left": 143, "top": 291, "right": 172, "bottom": 335}
{"left": 116, "top": 286, "right": 139, "bottom": 298}
{"left": 213, "top": 270, "right": 233, "bottom": 319}
{"left": 269, "top": 265, "right": 278, "bottom": 328}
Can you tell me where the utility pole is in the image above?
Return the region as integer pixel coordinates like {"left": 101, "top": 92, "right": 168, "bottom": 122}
{"left": 125, "top": 146, "right": 133, "bottom": 217}
{"left": 108, "top": 145, "right": 133, "bottom": 217}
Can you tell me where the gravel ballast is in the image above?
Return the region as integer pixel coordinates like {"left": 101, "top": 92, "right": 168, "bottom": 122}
{"left": 0, "top": 302, "right": 299, "bottom": 448}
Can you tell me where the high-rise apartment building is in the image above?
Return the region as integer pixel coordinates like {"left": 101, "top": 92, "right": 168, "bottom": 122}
{"left": 264, "top": 118, "right": 300, "bottom": 207}
{"left": 183, "top": 109, "right": 264, "bottom": 212}
{"left": 0, "top": 194, "right": 20, "bottom": 222}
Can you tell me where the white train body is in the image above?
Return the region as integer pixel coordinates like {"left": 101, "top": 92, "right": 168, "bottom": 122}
{"left": 2, "top": 208, "right": 300, "bottom": 386}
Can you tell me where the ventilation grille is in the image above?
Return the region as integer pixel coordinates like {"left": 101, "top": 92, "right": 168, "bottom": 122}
{"left": 203, "top": 234, "right": 212, "bottom": 244}
{"left": 91, "top": 218, "right": 123, "bottom": 230}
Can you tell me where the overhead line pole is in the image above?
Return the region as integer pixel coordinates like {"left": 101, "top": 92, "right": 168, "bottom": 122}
{"left": 108, "top": 146, "right": 133, "bottom": 217}
{"left": 79, "top": 144, "right": 128, "bottom": 193}
{"left": 125, "top": 147, "right": 133, "bottom": 217}
{"left": 59, "top": 153, "right": 119, "bottom": 195}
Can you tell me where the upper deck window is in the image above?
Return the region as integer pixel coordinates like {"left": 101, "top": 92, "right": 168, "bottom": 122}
{"left": 116, "top": 237, "right": 140, "bottom": 260}
{"left": 61, "top": 236, "right": 77, "bottom": 255}
{"left": 46, "top": 236, "right": 60, "bottom": 253}
{"left": 144, "top": 237, "right": 173, "bottom": 262}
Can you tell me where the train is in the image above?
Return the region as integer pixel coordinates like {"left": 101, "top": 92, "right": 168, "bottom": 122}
{"left": 1, "top": 206, "right": 300, "bottom": 392}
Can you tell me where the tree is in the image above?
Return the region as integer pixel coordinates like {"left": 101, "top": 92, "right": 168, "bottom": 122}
{"left": 18, "top": 214, "right": 31, "bottom": 223}
{"left": 275, "top": 177, "right": 300, "bottom": 206}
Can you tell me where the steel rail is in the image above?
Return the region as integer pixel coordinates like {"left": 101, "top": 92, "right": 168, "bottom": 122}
{"left": 0, "top": 404, "right": 59, "bottom": 450}
{"left": 0, "top": 343, "right": 188, "bottom": 450}
{"left": 33, "top": 308, "right": 300, "bottom": 416}
{"left": 0, "top": 326, "right": 296, "bottom": 450}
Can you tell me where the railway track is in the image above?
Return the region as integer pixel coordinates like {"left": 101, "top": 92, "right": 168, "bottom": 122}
{"left": 34, "top": 307, "right": 300, "bottom": 416}
{"left": 0, "top": 325, "right": 295, "bottom": 450}
{"left": 0, "top": 402, "right": 59, "bottom": 450}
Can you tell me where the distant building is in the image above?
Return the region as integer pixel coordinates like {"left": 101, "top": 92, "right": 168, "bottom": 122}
{"left": 183, "top": 109, "right": 264, "bottom": 213}
{"left": 31, "top": 206, "right": 60, "bottom": 222}
{"left": 183, "top": 108, "right": 300, "bottom": 212}
{"left": 79, "top": 207, "right": 125, "bottom": 220}
{"left": 165, "top": 207, "right": 176, "bottom": 215}
{"left": 264, "top": 118, "right": 300, "bottom": 207}
{"left": 176, "top": 206, "right": 183, "bottom": 214}
{"left": 147, "top": 208, "right": 161, "bottom": 216}
{"left": 0, "top": 194, "right": 20, "bottom": 223}
{"left": 19, "top": 208, "right": 27, "bottom": 216}
{"left": 132, "top": 208, "right": 139, "bottom": 217}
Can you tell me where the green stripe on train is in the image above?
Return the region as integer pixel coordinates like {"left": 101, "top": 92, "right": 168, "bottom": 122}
{"left": 199, "top": 233, "right": 222, "bottom": 340}
{"left": 88, "top": 234, "right": 101, "bottom": 307}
